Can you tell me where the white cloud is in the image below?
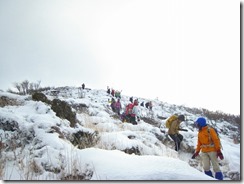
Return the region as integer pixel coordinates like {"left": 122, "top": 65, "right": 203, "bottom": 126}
{"left": 0, "top": 0, "right": 240, "bottom": 115}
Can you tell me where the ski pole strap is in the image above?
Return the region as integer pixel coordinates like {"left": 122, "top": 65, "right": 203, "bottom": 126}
{"left": 200, "top": 144, "right": 215, "bottom": 148}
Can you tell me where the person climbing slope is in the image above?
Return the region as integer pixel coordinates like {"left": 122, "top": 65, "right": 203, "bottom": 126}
{"left": 191, "top": 117, "right": 224, "bottom": 180}
{"left": 130, "top": 99, "right": 140, "bottom": 125}
{"left": 114, "top": 98, "right": 122, "bottom": 115}
{"left": 110, "top": 98, "right": 116, "bottom": 112}
{"left": 167, "top": 114, "right": 187, "bottom": 151}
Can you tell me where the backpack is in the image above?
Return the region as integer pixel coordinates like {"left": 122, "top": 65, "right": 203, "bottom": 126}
{"left": 165, "top": 115, "right": 178, "bottom": 128}
{"left": 207, "top": 125, "right": 223, "bottom": 149}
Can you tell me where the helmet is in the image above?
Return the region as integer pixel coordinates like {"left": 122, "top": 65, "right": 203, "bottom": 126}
{"left": 195, "top": 117, "right": 207, "bottom": 127}
{"left": 178, "top": 115, "right": 185, "bottom": 121}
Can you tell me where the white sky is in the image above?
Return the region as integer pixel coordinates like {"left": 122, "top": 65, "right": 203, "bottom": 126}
{"left": 0, "top": 0, "right": 240, "bottom": 115}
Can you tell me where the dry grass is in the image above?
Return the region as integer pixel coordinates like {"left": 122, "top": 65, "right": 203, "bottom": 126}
{"left": 0, "top": 158, "right": 6, "bottom": 180}
{"left": 0, "top": 96, "right": 22, "bottom": 107}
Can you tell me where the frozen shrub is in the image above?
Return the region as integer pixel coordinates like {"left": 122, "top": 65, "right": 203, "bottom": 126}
{"left": 0, "top": 96, "right": 20, "bottom": 107}
{"left": 51, "top": 99, "right": 77, "bottom": 127}
{"left": 0, "top": 118, "right": 19, "bottom": 132}
{"left": 32, "top": 92, "right": 51, "bottom": 104}
{"left": 71, "top": 130, "right": 99, "bottom": 149}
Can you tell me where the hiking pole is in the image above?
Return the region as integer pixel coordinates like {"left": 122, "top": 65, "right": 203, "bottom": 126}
{"left": 179, "top": 128, "right": 188, "bottom": 132}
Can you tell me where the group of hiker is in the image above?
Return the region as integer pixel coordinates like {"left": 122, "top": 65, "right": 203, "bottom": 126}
{"left": 109, "top": 95, "right": 153, "bottom": 125}
{"left": 107, "top": 87, "right": 224, "bottom": 180}
{"left": 129, "top": 96, "right": 152, "bottom": 110}
{"left": 166, "top": 114, "right": 224, "bottom": 180}
{"left": 109, "top": 96, "right": 140, "bottom": 125}
{"left": 107, "top": 87, "right": 121, "bottom": 99}
{"left": 121, "top": 98, "right": 140, "bottom": 125}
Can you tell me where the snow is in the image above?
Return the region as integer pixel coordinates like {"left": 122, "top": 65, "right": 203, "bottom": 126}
{"left": 0, "top": 87, "right": 240, "bottom": 181}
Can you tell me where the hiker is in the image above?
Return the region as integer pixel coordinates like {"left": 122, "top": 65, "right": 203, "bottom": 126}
{"left": 79, "top": 85, "right": 85, "bottom": 98}
{"left": 115, "top": 90, "right": 121, "bottom": 99}
{"left": 111, "top": 89, "right": 115, "bottom": 97}
{"left": 167, "top": 114, "right": 186, "bottom": 151}
{"left": 114, "top": 98, "right": 122, "bottom": 115}
{"left": 82, "top": 83, "right": 85, "bottom": 90}
{"left": 110, "top": 98, "right": 116, "bottom": 112}
{"left": 130, "top": 99, "right": 140, "bottom": 125}
{"left": 122, "top": 100, "right": 135, "bottom": 123}
{"left": 107, "top": 86, "right": 110, "bottom": 95}
{"left": 191, "top": 117, "right": 224, "bottom": 180}
{"left": 145, "top": 101, "right": 152, "bottom": 110}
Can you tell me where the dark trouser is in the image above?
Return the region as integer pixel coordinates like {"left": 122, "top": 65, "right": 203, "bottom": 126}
{"left": 129, "top": 115, "right": 137, "bottom": 125}
{"left": 120, "top": 114, "right": 137, "bottom": 125}
{"left": 115, "top": 108, "right": 120, "bottom": 115}
{"left": 169, "top": 134, "right": 183, "bottom": 151}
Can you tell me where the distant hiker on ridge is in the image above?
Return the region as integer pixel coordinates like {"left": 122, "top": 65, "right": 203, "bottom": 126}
{"left": 82, "top": 83, "right": 85, "bottom": 90}
{"left": 115, "top": 90, "right": 122, "bottom": 99}
{"left": 111, "top": 89, "right": 115, "bottom": 97}
{"left": 107, "top": 86, "right": 110, "bottom": 95}
{"left": 145, "top": 101, "right": 152, "bottom": 110}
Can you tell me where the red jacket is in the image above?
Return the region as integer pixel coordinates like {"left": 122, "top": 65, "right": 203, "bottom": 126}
{"left": 125, "top": 103, "right": 134, "bottom": 115}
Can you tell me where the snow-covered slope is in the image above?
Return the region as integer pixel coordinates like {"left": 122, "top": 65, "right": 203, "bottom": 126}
{"left": 0, "top": 87, "right": 240, "bottom": 180}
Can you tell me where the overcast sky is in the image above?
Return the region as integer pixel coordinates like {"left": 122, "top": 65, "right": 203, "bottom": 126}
{"left": 0, "top": 0, "right": 240, "bottom": 115}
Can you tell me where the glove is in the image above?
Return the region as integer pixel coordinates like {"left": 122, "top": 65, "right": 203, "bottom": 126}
{"left": 191, "top": 151, "right": 199, "bottom": 159}
{"left": 217, "top": 150, "right": 224, "bottom": 160}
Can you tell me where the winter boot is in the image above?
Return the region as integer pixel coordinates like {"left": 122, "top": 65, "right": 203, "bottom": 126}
{"left": 204, "top": 170, "right": 213, "bottom": 177}
{"left": 215, "top": 172, "right": 223, "bottom": 180}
